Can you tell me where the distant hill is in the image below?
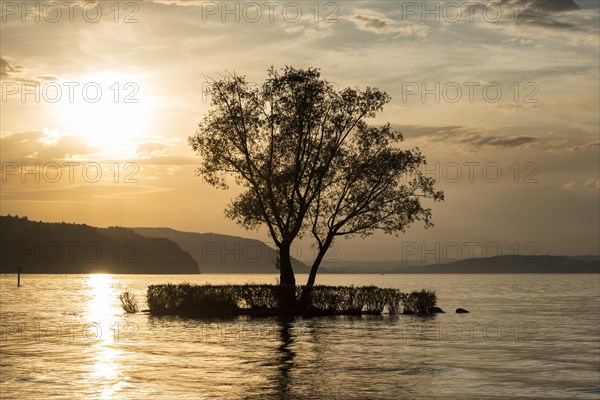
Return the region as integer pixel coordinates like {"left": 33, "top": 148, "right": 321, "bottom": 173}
{"left": 0, "top": 215, "right": 199, "bottom": 274}
{"left": 133, "top": 227, "right": 310, "bottom": 274}
{"left": 418, "top": 255, "right": 599, "bottom": 273}
{"left": 323, "top": 255, "right": 599, "bottom": 274}
{"left": 568, "top": 255, "right": 600, "bottom": 263}
{"left": 2, "top": 215, "right": 596, "bottom": 275}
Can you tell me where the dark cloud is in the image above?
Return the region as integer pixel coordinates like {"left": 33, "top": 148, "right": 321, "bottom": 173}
{"left": 394, "top": 125, "right": 469, "bottom": 139}
{"left": 393, "top": 124, "right": 538, "bottom": 148}
{"left": 395, "top": 125, "right": 599, "bottom": 153}
{"left": 495, "top": 0, "right": 580, "bottom": 12}
{"left": 458, "top": 134, "right": 538, "bottom": 147}
{"left": 354, "top": 15, "right": 388, "bottom": 31}
{"left": 486, "top": 0, "right": 586, "bottom": 32}
{"left": 531, "top": 18, "right": 580, "bottom": 30}
{"left": 347, "top": 10, "right": 430, "bottom": 38}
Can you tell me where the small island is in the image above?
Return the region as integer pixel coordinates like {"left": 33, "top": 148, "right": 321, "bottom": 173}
{"left": 122, "top": 284, "right": 440, "bottom": 317}
{"left": 179, "top": 67, "right": 444, "bottom": 313}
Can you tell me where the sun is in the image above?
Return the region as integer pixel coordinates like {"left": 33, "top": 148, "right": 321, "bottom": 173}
{"left": 56, "top": 72, "right": 155, "bottom": 153}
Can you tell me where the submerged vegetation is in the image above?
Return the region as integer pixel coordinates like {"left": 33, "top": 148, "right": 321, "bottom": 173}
{"left": 143, "top": 284, "right": 438, "bottom": 316}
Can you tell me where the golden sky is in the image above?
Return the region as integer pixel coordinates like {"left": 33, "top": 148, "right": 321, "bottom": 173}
{"left": 1, "top": 0, "right": 598, "bottom": 261}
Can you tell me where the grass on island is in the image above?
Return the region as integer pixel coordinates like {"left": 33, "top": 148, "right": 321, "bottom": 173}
{"left": 135, "top": 284, "right": 438, "bottom": 317}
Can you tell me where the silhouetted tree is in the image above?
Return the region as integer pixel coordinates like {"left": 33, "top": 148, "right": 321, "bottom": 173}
{"left": 189, "top": 66, "right": 443, "bottom": 306}
{"left": 300, "top": 123, "right": 443, "bottom": 303}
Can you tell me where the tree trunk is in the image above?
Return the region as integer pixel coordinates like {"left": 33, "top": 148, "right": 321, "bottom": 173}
{"left": 278, "top": 242, "right": 296, "bottom": 286}
{"left": 278, "top": 242, "right": 296, "bottom": 309}
{"left": 300, "top": 235, "right": 334, "bottom": 307}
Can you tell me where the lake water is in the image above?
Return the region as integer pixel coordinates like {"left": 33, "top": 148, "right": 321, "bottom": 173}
{"left": 0, "top": 274, "right": 599, "bottom": 399}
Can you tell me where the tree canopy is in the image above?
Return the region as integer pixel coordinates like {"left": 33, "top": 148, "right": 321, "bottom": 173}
{"left": 189, "top": 66, "right": 443, "bottom": 298}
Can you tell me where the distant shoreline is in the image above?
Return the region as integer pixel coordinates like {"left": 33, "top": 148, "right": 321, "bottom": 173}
{"left": 2, "top": 216, "right": 598, "bottom": 275}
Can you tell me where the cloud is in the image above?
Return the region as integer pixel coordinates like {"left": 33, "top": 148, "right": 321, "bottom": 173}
{"left": 459, "top": 134, "right": 538, "bottom": 147}
{"left": 392, "top": 124, "right": 600, "bottom": 152}
{"left": 393, "top": 124, "right": 538, "bottom": 149}
{"left": 53, "top": 135, "right": 101, "bottom": 158}
{"left": 347, "top": 9, "right": 430, "bottom": 39}
{"left": 0, "top": 57, "right": 58, "bottom": 85}
{"left": 502, "top": 37, "right": 545, "bottom": 47}
{"left": 137, "top": 141, "right": 167, "bottom": 156}
{"left": 471, "top": 0, "right": 591, "bottom": 36}
{"left": 0, "top": 57, "right": 23, "bottom": 78}
{"left": 494, "top": 0, "right": 580, "bottom": 12}
{"left": 35, "top": 74, "right": 60, "bottom": 81}
{"left": 0, "top": 130, "right": 100, "bottom": 161}
{"left": 568, "top": 141, "right": 600, "bottom": 151}
{"left": 0, "top": 57, "right": 36, "bottom": 85}
{"left": 146, "top": 0, "right": 204, "bottom": 5}
{"left": 562, "top": 178, "right": 600, "bottom": 195}
{"left": 506, "top": 0, "right": 600, "bottom": 43}
{"left": 134, "top": 155, "right": 198, "bottom": 166}
{"left": 354, "top": 15, "right": 388, "bottom": 30}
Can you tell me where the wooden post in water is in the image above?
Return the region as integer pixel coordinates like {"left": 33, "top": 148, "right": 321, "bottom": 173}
{"left": 17, "top": 265, "right": 22, "bottom": 287}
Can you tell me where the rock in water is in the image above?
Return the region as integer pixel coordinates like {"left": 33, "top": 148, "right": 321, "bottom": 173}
{"left": 431, "top": 306, "right": 445, "bottom": 313}
{"left": 456, "top": 308, "right": 470, "bottom": 313}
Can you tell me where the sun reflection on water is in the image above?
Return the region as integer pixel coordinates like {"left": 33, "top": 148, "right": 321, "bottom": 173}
{"left": 86, "top": 274, "right": 116, "bottom": 322}
{"left": 85, "top": 274, "right": 126, "bottom": 399}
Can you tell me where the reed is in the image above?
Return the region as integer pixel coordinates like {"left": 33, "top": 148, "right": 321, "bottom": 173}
{"left": 119, "top": 291, "right": 139, "bottom": 313}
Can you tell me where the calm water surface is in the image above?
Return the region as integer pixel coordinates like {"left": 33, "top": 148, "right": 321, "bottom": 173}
{"left": 1, "top": 274, "right": 599, "bottom": 399}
